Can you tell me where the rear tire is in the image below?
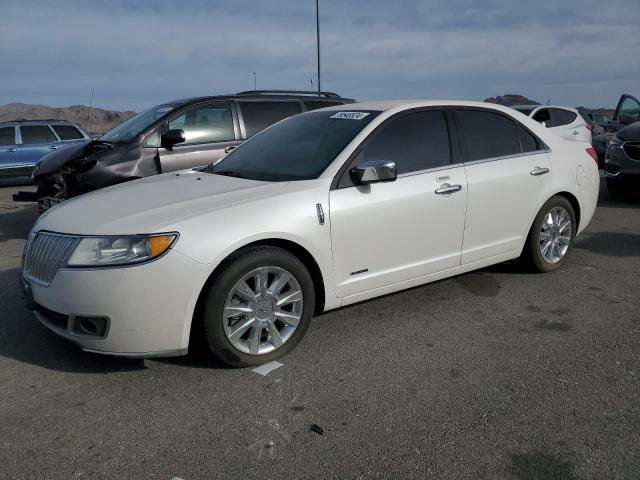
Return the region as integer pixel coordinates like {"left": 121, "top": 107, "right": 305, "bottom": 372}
{"left": 521, "top": 195, "right": 576, "bottom": 273}
{"left": 199, "top": 246, "right": 315, "bottom": 368}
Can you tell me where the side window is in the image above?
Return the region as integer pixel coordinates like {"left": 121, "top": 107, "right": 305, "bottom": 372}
{"left": 532, "top": 108, "right": 553, "bottom": 127}
{"left": 551, "top": 109, "right": 577, "bottom": 126}
{"left": 517, "top": 125, "right": 539, "bottom": 153}
{"left": 0, "top": 127, "right": 15, "bottom": 146}
{"left": 20, "top": 125, "right": 58, "bottom": 144}
{"left": 51, "top": 124, "right": 84, "bottom": 140}
{"left": 239, "top": 101, "right": 303, "bottom": 137}
{"left": 361, "top": 110, "right": 451, "bottom": 175}
{"left": 303, "top": 101, "right": 342, "bottom": 111}
{"left": 142, "top": 129, "right": 160, "bottom": 147}
{"left": 456, "top": 110, "right": 521, "bottom": 161}
{"left": 168, "top": 102, "right": 234, "bottom": 145}
{"left": 618, "top": 97, "right": 640, "bottom": 122}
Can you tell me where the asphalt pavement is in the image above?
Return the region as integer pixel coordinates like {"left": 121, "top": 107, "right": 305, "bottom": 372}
{"left": 0, "top": 177, "right": 638, "bottom": 479}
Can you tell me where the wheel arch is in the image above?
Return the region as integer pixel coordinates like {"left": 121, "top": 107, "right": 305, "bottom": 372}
{"left": 520, "top": 190, "right": 582, "bottom": 257}
{"left": 188, "top": 237, "right": 327, "bottom": 352}
{"left": 553, "top": 190, "right": 581, "bottom": 231}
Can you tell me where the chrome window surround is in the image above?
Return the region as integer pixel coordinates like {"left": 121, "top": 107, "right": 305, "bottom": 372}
{"left": 395, "top": 149, "right": 550, "bottom": 179}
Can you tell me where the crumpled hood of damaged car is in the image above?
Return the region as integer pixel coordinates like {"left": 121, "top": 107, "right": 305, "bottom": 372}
{"left": 34, "top": 170, "right": 288, "bottom": 235}
{"left": 36, "top": 141, "right": 93, "bottom": 175}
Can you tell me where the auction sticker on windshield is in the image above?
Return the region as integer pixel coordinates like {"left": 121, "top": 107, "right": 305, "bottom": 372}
{"left": 330, "top": 112, "right": 370, "bottom": 120}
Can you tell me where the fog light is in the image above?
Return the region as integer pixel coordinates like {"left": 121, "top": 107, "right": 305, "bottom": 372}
{"left": 71, "top": 316, "right": 109, "bottom": 338}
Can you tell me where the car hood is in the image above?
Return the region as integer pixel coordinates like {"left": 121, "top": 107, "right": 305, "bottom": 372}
{"left": 34, "top": 170, "right": 287, "bottom": 235}
{"left": 35, "top": 140, "right": 111, "bottom": 176}
{"left": 617, "top": 122, "right": 640, "bottom": 142}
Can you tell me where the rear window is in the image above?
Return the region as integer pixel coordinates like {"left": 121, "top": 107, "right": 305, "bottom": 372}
{"left": 455, "top": 110, "right": 522, "bottom": 161}
{"left": 517, "top": 125, "right": 539, "bottom": 153}
{"left": 20, "top": 125, "right": 58, "bottom": 144}
{"left": 551, "top": 109, "right": 577, "bottom": 126}
{"left": 239, "top": 101, "right": 303, "bottom": 137}
{"left": 0, "top": 127, "right": 15, "bottom": 145}
{"left": 303, "top": 101, "right": 343, "bottom": 111}
{"left": 52, "top": 124, "right": 84, "bottom": 140}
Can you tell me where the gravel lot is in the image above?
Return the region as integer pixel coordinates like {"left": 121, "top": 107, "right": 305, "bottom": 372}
{"left": 0, "top": 178, "right": 638, "bottom": 479}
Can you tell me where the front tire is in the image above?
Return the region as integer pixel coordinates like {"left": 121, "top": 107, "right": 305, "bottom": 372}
{"left": 522, "top": 195, "right": 576, "bottom": 273}
{"left": 200, "top": 246, "right": 315, "bottom": 367}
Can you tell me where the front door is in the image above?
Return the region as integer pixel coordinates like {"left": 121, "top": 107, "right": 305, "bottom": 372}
{"left": 159, "top": 101, "right": 240, "bottom": 172}
{"left": 329, "top": 110, "right": 467, "bottom": 299}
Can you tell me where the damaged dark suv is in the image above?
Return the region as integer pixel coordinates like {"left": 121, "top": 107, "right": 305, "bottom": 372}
{"left": 14, "top": 90, "right": 353, "bottom": 210}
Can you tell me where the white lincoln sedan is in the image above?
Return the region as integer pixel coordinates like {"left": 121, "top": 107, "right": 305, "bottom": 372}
{"left": 21, "top": 101, "right": 600, "bottom": 367}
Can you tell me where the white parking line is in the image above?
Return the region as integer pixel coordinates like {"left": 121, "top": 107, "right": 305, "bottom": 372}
{"left": 251, "top": 361, "right": 284, "bottom": 376}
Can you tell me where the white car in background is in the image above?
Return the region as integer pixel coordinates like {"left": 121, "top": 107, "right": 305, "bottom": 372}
{"left": 512, "top": 105, "right": 592, "bottom": 143}
{"left": 21, "top": 100, "right": 600, "bottom": 367}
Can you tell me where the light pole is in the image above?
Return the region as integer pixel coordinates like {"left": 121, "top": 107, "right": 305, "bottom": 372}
{"left": 316, "top": 0, "right": 321, "bottom": 95}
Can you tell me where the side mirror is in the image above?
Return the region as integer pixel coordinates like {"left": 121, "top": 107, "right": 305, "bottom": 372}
{"left": 618, "top": 114, "right": 636, "bottom": 126}
{"left": 351, "top": 160, "right": 397, "bottom": 185}
{"left": 161, "top": 129, "right": 186, "bottom": 149}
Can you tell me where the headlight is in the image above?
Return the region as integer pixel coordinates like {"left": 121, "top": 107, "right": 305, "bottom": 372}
{"left": 609, "top": 136, "right": 623, "bottom": 149}
{"left": 66, "top": 233, "right": 178, "bottom": 267}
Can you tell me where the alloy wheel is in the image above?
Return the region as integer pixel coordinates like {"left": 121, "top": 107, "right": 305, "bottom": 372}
{"left": 222, "top": 266, "right": 303, "bottom": 355}
{"left": 539, "top": 206, "right": 572, "bottom": 264}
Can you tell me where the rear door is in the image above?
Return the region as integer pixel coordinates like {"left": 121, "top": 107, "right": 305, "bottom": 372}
{"left": 237, "top": 100, "right": 303, "bottom": 139}
{"left": 454, "top": 108, "right": 551, "bottom": 264}
{"left": 0, "top": 126, "right": 21, "bottom": 175}
{"left": 329, "top": 109, "right": 467, "bottom": 298}
{"left": 18, "top": 124, "right": 62, "bottom": 167}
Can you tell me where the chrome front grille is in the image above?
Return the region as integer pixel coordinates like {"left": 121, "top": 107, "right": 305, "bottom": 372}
{"left": 623, "top": 142, "right": 640, "bottom": 161}
{"left": 23, "top": 232, "right": 80, "bottom": 286}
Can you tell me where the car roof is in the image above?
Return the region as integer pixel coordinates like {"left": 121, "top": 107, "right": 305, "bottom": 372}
{"left": 319, "top": 99, "right": 524, "bottom": 114}
{"left": 513, "top": 104, "right": 579, "bottom": 113}
{"left": 164, "top": 91, "right": 355, "bottom": 106}
{"left": 0, "top": 119, "right": 80, "bottom": 127}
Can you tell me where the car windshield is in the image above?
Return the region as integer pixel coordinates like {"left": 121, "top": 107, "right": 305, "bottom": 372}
{"left": 513, "top": 106, "right": 535, "bottom": 115}
{"left": 206, "top": 110, "right": 379, "bottom": 181}
{"left": 100, "top": 104, "right": 177, "bottom": 143}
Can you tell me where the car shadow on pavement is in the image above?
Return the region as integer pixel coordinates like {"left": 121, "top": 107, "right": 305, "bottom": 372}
{"left": 0, "top": 266, "right": 146, "bottom": 373}
{"left": 574, "top": 232, "right": 640, "bottom": 258}
{"left": 0, "top": 203, "right": 39, "bottom": 243}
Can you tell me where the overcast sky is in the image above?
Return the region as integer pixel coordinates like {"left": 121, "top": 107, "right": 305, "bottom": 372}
{"left": 1, "top": 0, "right": 638, "bottom": 112}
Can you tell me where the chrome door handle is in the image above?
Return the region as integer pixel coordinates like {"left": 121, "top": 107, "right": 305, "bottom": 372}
{"left": 530, "top": 166, "right": 550, "bottom": 176}
{"left": 49, "top": 145, "right": 59, "bottom": 150}
{"left": 7, "top": 148, "right": 17, "bottom": 153}
{"left": 435, "top": 184, "right": 462, "bottom": 195}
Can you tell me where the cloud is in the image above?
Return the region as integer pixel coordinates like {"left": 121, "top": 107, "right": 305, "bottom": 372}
{"left": 1, "top": 0, "right": 638, "bottom": 111}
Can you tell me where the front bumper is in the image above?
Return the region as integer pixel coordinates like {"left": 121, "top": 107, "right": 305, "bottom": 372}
{"left": 604, "top": 143, "right": 640, "bottom": 193}
{"left": 22, "top": 249, "right": 212, "bottom": 357}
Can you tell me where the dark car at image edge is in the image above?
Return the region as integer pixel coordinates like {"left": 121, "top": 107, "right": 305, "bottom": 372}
{"left": 604, "top": 93, "right": 640, "bottom": 196}
{"left": 13, "top": 90, "right": 354, "bottom": 210}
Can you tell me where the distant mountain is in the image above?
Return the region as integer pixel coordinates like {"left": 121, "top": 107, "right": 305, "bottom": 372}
{"left": 484, "top": 94, "right": 541, "bottom": 107}
{"left": 0, "top": 103, "right": 136, "bottom": 135}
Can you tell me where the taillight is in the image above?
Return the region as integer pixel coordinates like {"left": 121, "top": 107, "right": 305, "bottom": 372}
{"left": 586, "top": 147, "right": 598, "bottom": 163}
{"left": 586, "top": 124, "right": 594, "bottom": 133}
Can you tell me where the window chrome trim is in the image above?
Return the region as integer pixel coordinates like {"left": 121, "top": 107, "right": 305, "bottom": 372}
{"left": 396, "top": 162, "right": 464, "bottom": 179}
{"left": 462, "top": 148, "right": 550, "bottom": 167}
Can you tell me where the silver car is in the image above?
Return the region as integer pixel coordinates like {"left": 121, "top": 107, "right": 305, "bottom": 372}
{"left": 0, "top": 120, "right": 90, "bottom": 179}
